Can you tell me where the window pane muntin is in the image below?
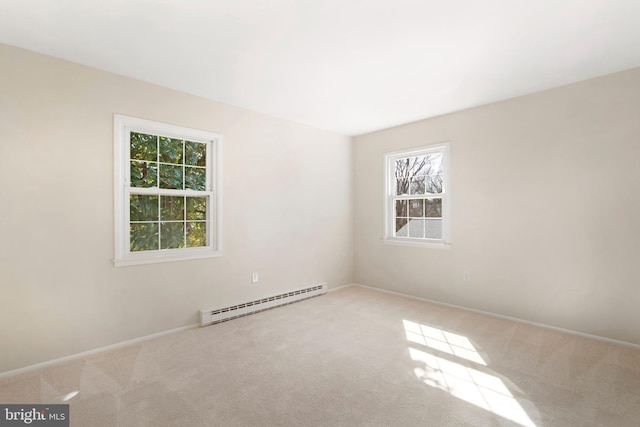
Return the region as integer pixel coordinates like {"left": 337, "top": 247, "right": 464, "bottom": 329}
{"left": 395, "top": 152, "right": 444, "bottom": 196}
{"left": 130, "top": 132, "right": 210, "bottom": 190}
{"left": 386, "top": 143, "right": 448, "bottom": 244}
{"left": 393, "top": 197, "right": 442, "bottom": 215}
{"left": 127, "top": 189, "right": 213, "bottom": 253}
{"left": 391, "top": 196, "right": 443, "bottom": 239}
{"left": 128, "top": 193, "right": 212, "bottom": 252}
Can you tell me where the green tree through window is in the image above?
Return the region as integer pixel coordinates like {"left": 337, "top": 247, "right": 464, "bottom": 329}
{"left": 129, "top": 132, "right": 209, "bottom": 251}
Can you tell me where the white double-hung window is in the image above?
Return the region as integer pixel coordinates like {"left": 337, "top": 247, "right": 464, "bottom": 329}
{"left": 384, "top": 142, "right": 450, "bottom": 248}
{"left": 113, "top": 115, "right": 222, "bottom": 266}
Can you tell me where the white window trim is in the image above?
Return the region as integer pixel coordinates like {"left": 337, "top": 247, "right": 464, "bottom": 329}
{"left": 113, "top": 114, "right": 223, "bottom": 266}
{"left": 383, "top": 142, "right": 451, "bottom": 249}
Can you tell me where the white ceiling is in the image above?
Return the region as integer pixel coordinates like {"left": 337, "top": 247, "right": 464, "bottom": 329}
{"left": 1, "top": 0, "right": 640, "bottom": 136}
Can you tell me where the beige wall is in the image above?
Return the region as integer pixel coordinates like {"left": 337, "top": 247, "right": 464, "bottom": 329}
{"left": 0, "top": 44, "right": 353, "bottom": 374}
{"left": 354, "top": 67, "right": 640, "bottom": 345}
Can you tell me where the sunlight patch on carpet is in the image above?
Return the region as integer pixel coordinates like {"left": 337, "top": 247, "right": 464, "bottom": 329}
{"left": 403, "top": 320, "right": 535, "bottom": 427}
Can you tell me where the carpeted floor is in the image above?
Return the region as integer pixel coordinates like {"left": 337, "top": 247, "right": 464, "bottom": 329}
{"left": 1, "top": 285, "right": 640, "bottom": 426}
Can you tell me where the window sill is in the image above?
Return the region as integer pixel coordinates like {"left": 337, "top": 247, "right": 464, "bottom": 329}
{"left": 114, "top": 248, "right": 222, "bottom": 267}
{"left": 382, "top": 238, "right": 451, "bottom": 250}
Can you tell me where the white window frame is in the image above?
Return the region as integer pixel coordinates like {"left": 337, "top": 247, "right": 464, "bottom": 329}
{"left": 383, "top": 142, "right": 451, "bottom": 249}
{"left": 113, "top": 114, "right": 223, "bottom": 266}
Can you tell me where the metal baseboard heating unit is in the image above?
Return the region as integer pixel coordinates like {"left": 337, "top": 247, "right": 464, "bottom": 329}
{"left": 199, "top": 283, "right": 328, "bottom": 327}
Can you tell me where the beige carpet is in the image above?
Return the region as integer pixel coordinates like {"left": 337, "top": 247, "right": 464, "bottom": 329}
{"left": 1, "top": 285, "right": 640, "bottom": 426}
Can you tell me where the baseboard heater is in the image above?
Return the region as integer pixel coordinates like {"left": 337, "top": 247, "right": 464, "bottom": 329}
{"left": 199, "top": 283, "right": 328, "bottom": 327}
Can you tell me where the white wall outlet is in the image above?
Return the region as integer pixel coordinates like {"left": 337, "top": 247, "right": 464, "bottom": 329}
{"left": 252, "top": 272, "right": 259, "bottom": 283}
{"left": 463, "top": 271, "right": 471, "bottom": 282}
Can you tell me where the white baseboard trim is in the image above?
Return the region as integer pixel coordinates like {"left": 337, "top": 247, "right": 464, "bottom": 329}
{"left": 327, "top": 282, "right": 358, "bottom": 293}
{"left": 0, "top": 323, "right": 199, "bottom": 380}
{"left": 4, "top": 283, "right": 638, "bottom": 379}
{"left": 350, "top": 283, "right": 640, "bottom": 351}
{"left": 3, "top": 282, "right": 338, "bottom": 379}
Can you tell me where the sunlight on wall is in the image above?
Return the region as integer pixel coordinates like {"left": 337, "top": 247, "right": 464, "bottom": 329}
{"left": 403, "top": 320, "right": 535, "bottom": 427}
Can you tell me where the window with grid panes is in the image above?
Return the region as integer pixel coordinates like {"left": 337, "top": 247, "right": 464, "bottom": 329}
{"left": 114, "top": 115, "right": 222, "bottom": 266}
{"left": 384, "top": 143, "right": 450, "bottom": 248}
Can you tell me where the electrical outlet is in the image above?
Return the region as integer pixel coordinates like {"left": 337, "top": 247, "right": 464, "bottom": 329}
{"left": 463, "top": 271, "right": 471, "bottom": 282}
{"left": 252, "top": 272, "right": 259, "bottom": 283}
